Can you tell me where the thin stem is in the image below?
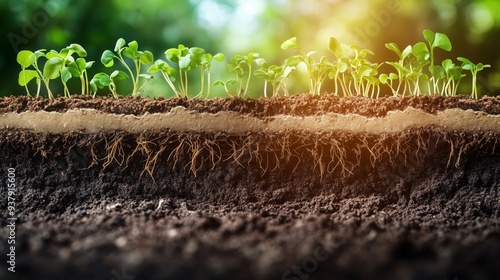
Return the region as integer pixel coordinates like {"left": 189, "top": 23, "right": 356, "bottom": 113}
{"left": 244, "top": 64, "right": 252, "bottom": 97}
{"left": 118, "top": 54, "right": 137, "bottom": 95}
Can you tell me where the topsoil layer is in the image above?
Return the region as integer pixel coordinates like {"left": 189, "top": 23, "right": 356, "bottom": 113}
{"left": 1, "top": 94, "right": 499, "bottom": 117}
{"left": 0, "top": 95, "right": 499, "bottom": 280}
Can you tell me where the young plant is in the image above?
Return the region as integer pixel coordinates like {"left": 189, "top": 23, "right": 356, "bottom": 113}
{"left": 231, "top": 53, "right": 261, "bottom": 97}
{"left": 199, "top": 52, "right": 225, "bottom": 98}
{"left": 166, "top": 45, "right": 204, "bottom": 97}
{"left": 17, "top": 49, "right": 52, "bottom": 98}
{"left": 329, "top": 37, "right": 379, "bottom": 97}
{"left": 457, "top": 57, "right": 491, "bottom": 98}
{"left": 101, "top": 38, "right": 154, "bottom": 96}
{"left": 90, "top": 71, "right": 129, "bottom": 99}
{"left": 412, "top": 29, "right": 452, "bottom": 94}
{"left": 212, "top": 80, "right": 237, "bottom": 97}
{"left": 283, "top": 37, "right": 333, "bottom": 96}
{"left": 148, "top": 59, "right": 179, "bottom": 96}
{"left": 383, "top": 43, "right": 412, "bottom": 96}
{"left": 149, "top": 45, "right": 223, "bottom": 98}
{"left": 254, "top": 59, "right": 296, "bottom": 97}
{"left": 44, "top": 44, "right": 93, "bottom": 97}
{"left": 441, "top": 59, "right": 465, "bottom": 96}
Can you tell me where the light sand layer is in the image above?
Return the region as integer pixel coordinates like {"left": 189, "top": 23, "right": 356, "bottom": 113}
{"left": 0, "top": 107, "right": 499, "bottom": 134}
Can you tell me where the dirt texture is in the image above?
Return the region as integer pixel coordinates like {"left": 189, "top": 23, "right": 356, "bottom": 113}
{"left": 0, "top": 94, "right": 499, "bottom": 117}
{"left": 1, "top": 96, "right": 500, "bottom": 280}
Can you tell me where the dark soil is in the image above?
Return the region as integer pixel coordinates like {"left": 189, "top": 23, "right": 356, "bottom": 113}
{"left": 1, "top": 96, "right": 500, "bottom": 280}
{"left": 1, "top": 94, "right": 499, "bottom": 117}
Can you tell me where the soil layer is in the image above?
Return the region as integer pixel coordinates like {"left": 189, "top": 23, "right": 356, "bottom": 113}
{"left": 1, "top": 94, "right": 499, "bottom": 117}
{"left": 1, "top": 95, "right": 500, "bottom": 280}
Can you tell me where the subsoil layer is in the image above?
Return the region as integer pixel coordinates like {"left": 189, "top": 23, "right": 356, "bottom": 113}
{"left": 1, "top": 95, "right": 500, "bottom": 280}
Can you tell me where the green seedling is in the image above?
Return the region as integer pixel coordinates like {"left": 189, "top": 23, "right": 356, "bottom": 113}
{"left": 17, "top": 49, "right": 51, "bottom": 98}
{"left": 457, "top": 57, "right": 491, "bottom": 98}
{"left": 101, "top": 38, "right": 154, "bottom": 96}
{"left": 166, "top": 44, "right": 204, "bottom": 97}
{"left": 229, "top": 53, "right": 261, "bottom": 97}
{"left": 254, "top": 58, "right": 295, "bottom": 97}
{"left": 148, "top": 59, "right": 179, "bottom": 96}
{"left": 213, "top": 80, "right": 237, "bottom": 97}
{"left": 90, "top": 71, "right": 129, "bottom": 99}
{"left": 199, "top": 52, "right": 225, "bottom": 98}
{"left": 149, "top": 45, "right": 223, "bottom": 98}
{"left": 383, "top": 43, "right": 412, "bottom": 96}
{"left": 283, "top": 37, "right": 333, "bottom": 96}
{"left": 17, "top": 44, "right": 93, "bottom": 99}
{"left": 412, "top": 29, "right": 452, "bottom": 94}
{"left": 441, "top": 59, "right": 465, "bottom": 96}
{"left": 329, "top": 37, "right": 379, "bottom": 97}
{"left": 45, "top": 44, "right": 93, "bottom": 97}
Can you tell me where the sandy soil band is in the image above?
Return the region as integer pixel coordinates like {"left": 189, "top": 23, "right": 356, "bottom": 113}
{"left": 0, "top": 107, "right": 499, "bottom": 134}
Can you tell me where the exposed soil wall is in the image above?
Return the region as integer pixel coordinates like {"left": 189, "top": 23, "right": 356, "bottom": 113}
{"left": 1, "top": 95, "right": 500, "bottom": 280}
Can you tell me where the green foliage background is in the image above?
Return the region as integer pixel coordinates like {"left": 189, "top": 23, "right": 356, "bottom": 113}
{"left": 2, "top": 0, "right": 500, "bottom": 97}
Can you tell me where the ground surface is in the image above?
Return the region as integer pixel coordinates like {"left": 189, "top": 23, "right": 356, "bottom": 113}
{"left": 1, "top": 95, "right": 500, "bottom": 280}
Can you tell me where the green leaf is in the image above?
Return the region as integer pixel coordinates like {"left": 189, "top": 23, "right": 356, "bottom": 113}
{"left": 190, "top": 47, "right": 206, "bottom": 56}
{"left": 101, "top": 50, "right": 116, "bottom": 67}
{"left": 412, "top": 42, "right": 430, "bottom": 61}
{"left": 441, "top": 59, "right": 454, "bottom": 71}
{"left": 110, "top": 70, "right": 129, "bottom": 81}
{"left": 34, "top": 50, "right": 46, "bottom": 59}
{"left": 247, "top": 52, "right": 259, "bottom": 62}
{"left": 67, "top": 43, "right": 87, "bottom": 57}
{"left": 139, "top": 51, "right": 154, "bottom": 65}
{"left": 255, "top": 58, "right": 267, "bottom": 66}
{"left": 61, "top": 67, "right": 72, "bottom": 83}
{"left": 139, "top": 74, "right": 153, "bottom": 80}
{"left": 67, "top": 62, "right": 81, "bottom": 77}
{"left": 457, "top": 57, "right": 472, "bottom": 65}
{"left": 423, "top": 29, "right": 435, "bottom": 45}
{"left": 281, "top": 37, "right": 298, "bottom": 50}
{"left": 254, "top": 69, "right": 268, "bottom": 79}
{"left": 401, "top": 45, "right": 412, "bottom": 59}
{"left": 201, "top": 53, "right": 213, "bottom": 66}
{"left": 18, "top": 70, "right": 39, "bottom": 86}
{"left": 85, "top": 61, "right": 95, "bottom": 69}
{"left": 379, "top": 74, "right": 390, "bottom": 84}
{"left": 433, "top": 32, "right": 452, "bottom": 51}
{"left": 43, "top": 57, "right": 64, "bottom": 79}
{"left": 385, "top": 43, "right": 401, "bottom": 58}
{"left": 45, "top": 51, "right": 62, "bottom": 60}
{"left": 17, "top": 50, "right": 35, "bottom": 68}
{"left": 128, "top": 41, "right": 139, "bottom": 52}
{"left": 430, "top": 65, "right": 446, "bottom": 79}
{"left": 165, "top": 48, "right": 180, "bottom": 62}
{"left": 91, "top": 73, "right": 111, "bottom": 89}
{"left": 123, "top": 42, "right": 139, "bottom": 59}
{"left": 329, "top": 37, "right": 342, "bottom": 58}
{"left": 213, "top": 80, "right": 225, "bottom": 87}
{"left": 283, "top": 65, "right": 296, "bottom": 77}
{"left": 179, "top": 54, "right": 192, "bottom": 69}
{"left": 76, "top": 58, "right": 86, "bottom": 71}
{"left": 214, "top": 53, "right": 225, "bottom": 62}
{"left": 114, "top": 38, "right": 126, "bottom": 52}
{"left": 285, "top": 55, "right": 304, "bottom": 66}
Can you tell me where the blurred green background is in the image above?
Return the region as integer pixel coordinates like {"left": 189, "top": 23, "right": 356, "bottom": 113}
{"left": 2, "top": 0, "right": 500, "bottom": 98}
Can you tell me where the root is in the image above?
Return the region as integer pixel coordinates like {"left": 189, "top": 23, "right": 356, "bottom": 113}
{"left": 102, "top": 134, "right": 126, "bottom": 169}
{"left": 33, "top": 128, "right": 496, "bottom": 180}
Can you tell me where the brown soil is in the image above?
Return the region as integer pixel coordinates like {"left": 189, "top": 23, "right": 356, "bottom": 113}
{"left": 1, "top": 95, "right": 500, "bottom": 280}
{"left": 0, "top": 94, "right": 499, "bottom": 117}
